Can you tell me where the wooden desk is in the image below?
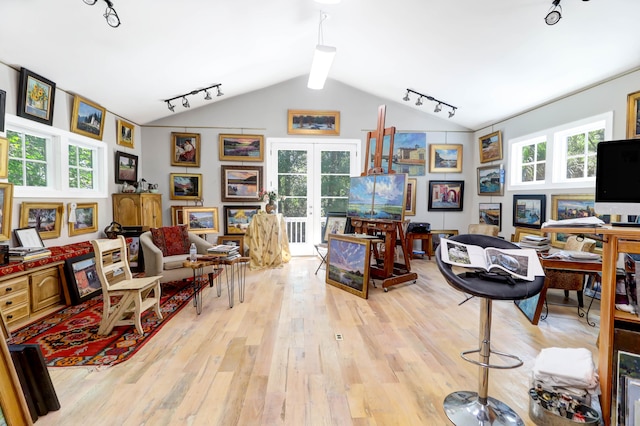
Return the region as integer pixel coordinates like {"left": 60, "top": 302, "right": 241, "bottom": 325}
{"left": 542, "top": 225, "right": 640, "bottom": 425}
{"left": 406, "top": 232, "right": 433, "bottom": 260}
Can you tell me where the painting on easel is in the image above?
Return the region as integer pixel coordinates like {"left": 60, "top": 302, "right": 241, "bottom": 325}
{"left": 347, "top": 173, "right": 407, "bottom": 221}
{"left": 365, "top": 133, "right": 426, "bottom": 176}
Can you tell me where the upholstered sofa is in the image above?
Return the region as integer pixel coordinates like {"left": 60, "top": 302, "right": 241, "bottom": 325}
{"left": 140, "top": 226, "right": 214, "bottom": 283}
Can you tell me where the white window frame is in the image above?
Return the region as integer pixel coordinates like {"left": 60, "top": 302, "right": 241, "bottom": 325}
{"left": 508, "top": 112, "right": 613, "bottom": 191}
{"left": 6, "top": 114, "right": 108, "bottom": 199}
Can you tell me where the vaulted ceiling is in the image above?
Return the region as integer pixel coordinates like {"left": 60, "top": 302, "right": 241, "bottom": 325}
{"left": 1, "top": 0, "right": 639, "bottom": 130}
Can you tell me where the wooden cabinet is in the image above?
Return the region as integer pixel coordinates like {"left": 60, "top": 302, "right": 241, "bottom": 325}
{"left": 112, "top": 193, "right": 162, "bottom": 229}
{"left": 30, "top": 267, "right": 62, "bottom": 313}
{"left": 0, "top": 276, "right": 30, "bottom": 327}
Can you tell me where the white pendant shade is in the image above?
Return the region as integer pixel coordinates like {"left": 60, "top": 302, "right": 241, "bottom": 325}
{"left": 307, "top": 45, "right": 336, "bottom": 90}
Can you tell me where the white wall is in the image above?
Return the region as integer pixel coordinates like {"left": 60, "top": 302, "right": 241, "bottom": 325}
{"left": 142, "top": 76, "right": 475, "bottom": 240}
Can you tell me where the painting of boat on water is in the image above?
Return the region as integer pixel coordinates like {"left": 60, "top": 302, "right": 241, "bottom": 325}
{"left": 347, "top": 174, "right": 406, "bottom": 221}
{"left": 367, "top": 133, "right": 426, "bottom": 176}
{"left": 512, "top": 194, "right": 546, "bottom": 229}
{"left": 477, "top": 164, "right": 504, "bottom": 196}
{"left": 479, "top": 202, "right": 502, "bottom": 230}
{"left": 430, "top": 144, "right": 462, "bottom": 173}
{"left": 326, "top": 235, "right": 371, "bottom": 299}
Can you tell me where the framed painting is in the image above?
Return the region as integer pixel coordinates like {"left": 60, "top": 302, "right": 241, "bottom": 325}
{"left": 115, "top": 151, "right": 138, "bottom": 184}
{"left": 217, "top": 235, "right": 244, "bottom": 256}
{"left": 169, "top": 173, "right": 202, "bottom": 200}
{"left": 171, "top": 132, "right": 201, "bottom": 167}
{"left": 430, "top": 230, "right": 459, "bottom": 253}
{"left": 405, "top": 178, "right": 417, "bottom": 216}
{"left": 0, "top": 137, "right": 7, "bottom": 179}
{"left": 14, "top": 227, "right": 44, "bottom": 248}
{"left": 221, "top": 165, "right": 262, "bottom": 202}
{"left": 479, "top": 130, "right": 502, "bottom": 163}
{"left": 63, "top": 253, "right": 102, "bottom": 305}
{"left": 428, "top": 180, "right": 464, "bottom": 211}
{"left": 219, "top": 134, "right": 264, "bottom": 161}
{"left": 550, "top": 193, "right": 617, "bottom": 252}
{"left": 322, "top": 212, "right": 348, "bottom": 243}
{"left": 429, "top": 144, "right": 462, "bottom": 173}
{"left": 627, "top": 90, "right": 640, "bottom": 139}
{"left": 512, "top": 194, "right": 545, "bottom": 229}
{"left": 17, "top": 67, "right": 56, "bottom": 126}
{"left": 513, "top": 227, "right": 547, "bottom": 243}
{"left": 171, "top": 205, "right": 186, "bottom": 226}
{"left": 19, "top": 202, "right": 63, "bottom": 239}
{"left": 616, "top": 350, "right": 640, "bottom": 426}
{"left": 514, "top": 288, "right": 547, "bottom": 325}
{"left": 68, "top": 202, "right": 98, "bottom": 237}
{"left": 366, "top": 132, "right": 426, "bottom": 176}
{"left": 182, "top": 207, "right": 219, "bottom": 234}
{"left": 70, "top": 95, "right": 105, "bottom": 140}
{"left": 117, "top": 119, "right": 135, "bottom": 149}
{"left": 120, "top": 226, "right": 145, "bottom": 273}
{"left": 287, "top": 109, "right": 340, "bottom": 135}
{"left": 0, "top": 89, "right": 5, "bottom": 132}
{"left": 0, "top": 183, "right": 13, "bottom": 241}
{"left": 479, "top": 202, "right": 502, "bottom": 231}
{"left": 477, "top": 164, "right": 504, "bottom": 196}
{"left": 224, "top": 205, "right": 261, "bottom": 235}
{"left": 326, "top": 234, "right": 371, "bottom": 299}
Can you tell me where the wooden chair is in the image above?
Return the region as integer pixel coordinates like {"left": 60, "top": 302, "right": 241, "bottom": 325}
{"left": 91, "top": 236, "right": 163, "bottom": 336}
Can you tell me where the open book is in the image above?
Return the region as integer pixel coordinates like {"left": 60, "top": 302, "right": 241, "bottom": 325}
{"left": 440, "top": 238, "right": 544, "bottom": 281}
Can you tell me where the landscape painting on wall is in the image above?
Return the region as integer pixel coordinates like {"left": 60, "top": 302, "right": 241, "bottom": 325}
{"left": 366, "top": 133, "right": 426, "bottom": 176}
{"left": 347, "top": 173, "right": 406, "bottom": 222}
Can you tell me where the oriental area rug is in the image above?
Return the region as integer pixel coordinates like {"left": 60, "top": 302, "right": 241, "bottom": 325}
{"left": 7, "top": 279, "right": 205, "bottom": 368}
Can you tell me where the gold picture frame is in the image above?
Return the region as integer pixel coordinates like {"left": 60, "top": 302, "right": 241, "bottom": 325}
{"left": 0, "top": 183, "right": 14, "bottom": 241}
{"left": 0, "top": 137, "right": 7, "bottom": 178}
{"left": 19, "top": 202, "right": 64, "bottom": 239}
{"left": 182, "top": 207, "right": 219, "bottom": 234}
{"left": 405, "top": 178, "right": 417, "bottom": 216}
{"left": 171, "top": 132, "right": 201, "bottom": 167}
{"left": 70, "top": 95, "right": 105, "bottom": 140}
{"left": 287, "top": 109, "right": 340, "bottom": 135}
{"left": 171, "top": 205, "right": 186, "bottom": 226}
{"left": 429, "top": 144, "right": 463, "bottom": 173}
{"left": 219, "top": 134, "right": 264, "bottom": 162}
{"left": 627, "top": 90, "right": 640, "bottom": 139}
{"left": 117, "top": 119, "right": 135, "bottom": 149}
{"left": 479, "top": 130, "right": 502, "bottom": 163}
{"left": 169, "top": 173, "right": 202, "bottom": 200}
{"left": 513, "top": 227, "right": 546, "bottom": 243}
{"left": 68, "top": 202, "right": 98, "bottom": 237}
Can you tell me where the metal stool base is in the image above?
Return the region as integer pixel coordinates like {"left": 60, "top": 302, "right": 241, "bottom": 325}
{"left": 444, "top": 391, "right": 524, "bottom": 426}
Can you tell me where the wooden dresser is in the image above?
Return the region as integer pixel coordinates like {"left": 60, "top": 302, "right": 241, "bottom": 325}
{"left": 112, "top": 193, "right": 162, "bottom": 229}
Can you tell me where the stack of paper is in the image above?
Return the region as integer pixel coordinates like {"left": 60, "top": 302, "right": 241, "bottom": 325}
{"left": 207, "top": 245, "right": 240, "bottom": 260}
{"left": 518, "top": 235, "right": 551, "bottom": 252}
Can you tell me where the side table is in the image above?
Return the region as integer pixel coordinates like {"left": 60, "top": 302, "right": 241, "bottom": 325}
{"left": 406, "top": 232, "right": 433, "bottom": 260}
{"left": 183, "top": 259, "right": 218, "bottom": 315}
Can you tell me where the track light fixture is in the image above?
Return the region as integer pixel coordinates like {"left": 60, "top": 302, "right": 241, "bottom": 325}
{"left": 163, "top": 84, "right": 224, "bottom": 113}
{"left": 403, "top": 89, "right": 458, "bottom": 119}
{"left": 545, "top": 0, "right": 562, "bottom": 25}
{"left": 83, "top": 0, "right": 120, "bottom": 28}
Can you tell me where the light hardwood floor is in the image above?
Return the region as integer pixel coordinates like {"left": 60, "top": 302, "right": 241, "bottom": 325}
{"left": 36, "top": 257, "right": 599, "bottom": 425}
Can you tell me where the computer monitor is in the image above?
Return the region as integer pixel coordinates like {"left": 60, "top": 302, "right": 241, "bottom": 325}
{"left": 595, "top": 139, "right": 640, "bottom": 221}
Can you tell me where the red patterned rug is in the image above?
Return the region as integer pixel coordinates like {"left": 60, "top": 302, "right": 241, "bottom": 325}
{"left": 7, "top": 279, "right": 208, "bottom": 367}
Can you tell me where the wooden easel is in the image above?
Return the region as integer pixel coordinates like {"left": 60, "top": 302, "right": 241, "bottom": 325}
{"left": 358, "top": 105, "right": 417, "bottom": 291}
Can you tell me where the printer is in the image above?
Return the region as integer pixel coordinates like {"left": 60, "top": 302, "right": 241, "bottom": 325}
{"left": 406, "top": 222, "right": 430, "bottom": 234}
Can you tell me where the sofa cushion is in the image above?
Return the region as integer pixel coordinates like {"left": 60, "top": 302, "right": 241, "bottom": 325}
{"left": 163, "top": 254, "right": 188, "bottom": 270}
{"left": 150, "top": 225, "right": 190, "bottom": 257}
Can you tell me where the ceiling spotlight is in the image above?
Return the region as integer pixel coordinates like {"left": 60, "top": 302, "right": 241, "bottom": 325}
{"left": 434, "top": 103, "right": 442, "bottom": 113}
{"left": 545, "top": 0, "right": 562, "bottom": 25}
{"left": 166, "top": 101, "right": 175, "bottom": 112}
{"left": 204, "top": 90, "right": 212, "bottom": 100}
{"left": 103, "top": 0, "right": 120, "bottom": 27}
{"left": 216, "top": 86, "right": 224, "bottom": 97}
{"left": 83, "top": 0, "right": 98, "bottom": 4}
{"left": 403, "top": 91, "right": 410, "bottom": 102}
{"left": 182, "top": 96, "right": 190, "bottom": 108}
{"left": 449, "top": 108, "right": 457, "bottom": 118}
{"left": 416, "top": 97, "right": 423, "bottom": 106}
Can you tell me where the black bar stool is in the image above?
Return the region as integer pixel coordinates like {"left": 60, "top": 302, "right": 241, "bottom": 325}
{"left": 435, "top": 234, "right": 545, "bottom": 426}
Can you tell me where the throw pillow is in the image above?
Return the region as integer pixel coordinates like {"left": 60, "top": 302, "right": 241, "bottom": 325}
{"left": 150, "top": 225, "right": 190, "bottom": 257}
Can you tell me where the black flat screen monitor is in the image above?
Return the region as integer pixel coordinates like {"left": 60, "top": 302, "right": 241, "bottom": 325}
{"left": 595, "top": 139, "right": 640, "bottom": 218}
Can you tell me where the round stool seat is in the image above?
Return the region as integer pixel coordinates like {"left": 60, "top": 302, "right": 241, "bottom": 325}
{"left": 435, "top": 234, "right": 545, "bottom": 300}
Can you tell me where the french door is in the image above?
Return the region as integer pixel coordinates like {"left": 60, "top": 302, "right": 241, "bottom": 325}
{"left": 266, "top": 138, "right": 360, "bottom": 256}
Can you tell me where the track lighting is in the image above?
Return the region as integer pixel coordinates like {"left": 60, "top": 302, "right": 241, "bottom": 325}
{"left": 308, "top": 11, "right": 336, "bottom": 90}
{"left": 163, "top": 84, "right": 224, "bottom": 113}
{"left": 83, "top": 0, "right": 120, "bottom": 28}
{"left": 545, "top": 0, "right": 562, "bottom": 25}
{"left": 403, "top": 88, "right": 458, "bottom": 119}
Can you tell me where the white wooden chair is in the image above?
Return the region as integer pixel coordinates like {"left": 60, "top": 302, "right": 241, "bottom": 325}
{"left": 91, "top": 236, "right": 163, "bottom": 336}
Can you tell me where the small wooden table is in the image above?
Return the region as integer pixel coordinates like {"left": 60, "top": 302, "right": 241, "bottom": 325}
{"left": 406, "top": 232, "right": 433, "bottom": 260}
{"left": 182, "top": 259, "right": 219, "bottom": 314}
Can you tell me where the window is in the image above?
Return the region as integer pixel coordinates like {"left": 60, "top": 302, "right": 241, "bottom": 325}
{"left": 508, "top": 112, "right": 612, "bottom": 190}
{"left": 6, "top": 115, "right": 108, "bottom": 198}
